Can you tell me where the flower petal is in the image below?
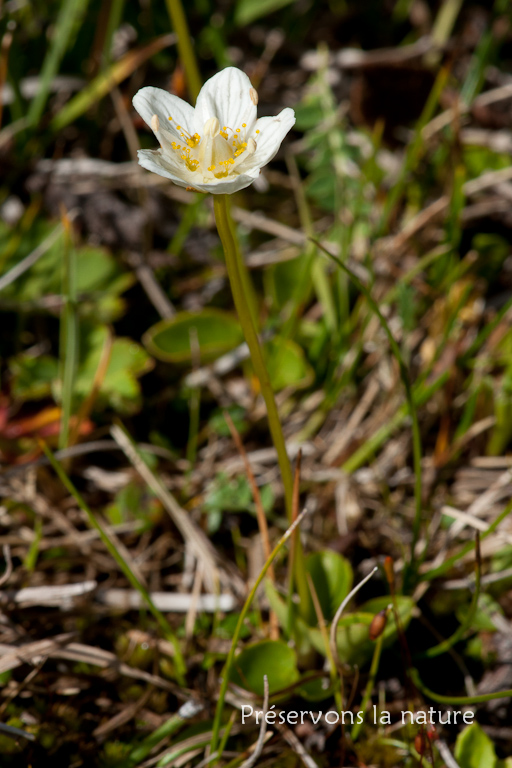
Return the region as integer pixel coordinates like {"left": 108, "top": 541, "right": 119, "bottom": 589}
{"left": 245, "top": 108, "right": 295, "bottom": 170}
{"left": 133, "top": 87, "right": 195, "bottom": 137}
{"left": 192, "top": 169, "right": 260, "bottom": 194}
{"left": 137, "top": 149, "right": 259, "bottom": 194}
{"left": 194, "top": 67, "right": 257, "bottom": 134}
{"left": 137, "top": 149, "right": 195, "bottom": 189}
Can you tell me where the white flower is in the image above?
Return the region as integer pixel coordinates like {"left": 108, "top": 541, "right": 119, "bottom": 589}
{"left": 133, "top": 67, "right": 295, "bottom": 194}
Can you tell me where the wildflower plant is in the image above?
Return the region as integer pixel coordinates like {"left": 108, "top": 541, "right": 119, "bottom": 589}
{"left": 133, "top": 66, "right": 296, "bottom": 520}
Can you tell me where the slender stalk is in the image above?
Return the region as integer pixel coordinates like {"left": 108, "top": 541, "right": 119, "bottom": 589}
{"left": 410, "top": 667, "right": 512, "bottom": 706}
{"left": 330, "top": 567, "right": 378, "bottom": 671}
{"left": 286, "top": 451, "right": 301, "bottom": 637}
{"left": 214, "top": 195, "right": 294, "bottom": 521}
{"left": 186, "top": 326, "right": 201, "bottom": 465}
{"left": 209, "top": 508, "right": 310, "bottom": 759}
{"left": 164, "top": 0, "right": 202, "bottom": 103}
{"left": 59, "top": 216, "right": 78, "bottom": 450}
{"left": 351, "top": 606, "right": 390, "bottom": 741}
{"left": 223, "top": 194, "right": 259, "bottom": 329}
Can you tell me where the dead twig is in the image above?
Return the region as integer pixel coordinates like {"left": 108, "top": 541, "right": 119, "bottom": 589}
{"left": 329, "top": 567, "right": 378, "bottom": 671}
{"left": 239, "top": 675, "right": 270, "bottom": 768}
{"left": 0, "top": 544, "right": 12, "bottom": 588}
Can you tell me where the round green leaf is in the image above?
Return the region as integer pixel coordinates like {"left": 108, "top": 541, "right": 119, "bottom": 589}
{"left": 337, "top": 596, "right": 414, "bottom": 667}
{"left": 263, "top": 337, "right": 314, "bottom": 392}
{"left": 143, "top": 309, "right": 243, "bottom": 364}
{"left": 304, "top": 550, "right": 353, "bottom": 624}
{"left": 230, "top": 639, "right": 299, "bottom": 696}
{"left": 296, "top": 675, "right": 335, "bottom": 702}
{"left": 455, "top": 723, "right": 497, "bottom": 768}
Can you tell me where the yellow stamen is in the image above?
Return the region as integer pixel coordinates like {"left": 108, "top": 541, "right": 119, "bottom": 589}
{"left": 186, "top": 133, "right": 201, "bottom": 148}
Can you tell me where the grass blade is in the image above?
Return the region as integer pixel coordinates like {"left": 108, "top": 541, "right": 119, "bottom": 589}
{"left": 27, "top": 0, "right": 90, "bottom": 128}
{"left": 50, "top": 34, "right": 176, "bottom": 132}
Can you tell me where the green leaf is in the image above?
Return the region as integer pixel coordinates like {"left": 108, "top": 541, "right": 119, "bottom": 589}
{"left": 456, "top": 593, "right": 503, "bottom": 633}
{"left": 143, "top": 309, "right": 243, "bottom": 364}
{"left": 208, "top": 406, "right": 248, "bottom": 438}
{"left": 0, "top": 227, "right": 132, "bottom": 323}
{"left": 234, "top": 0, "right": 294, "bottom": 26}
{"left": 10, "top": 325, "right": 151, "bottom": 417}
{"left": 73, "top": 325, "right": 153, "bottom": 415}
{"left": 262, "top": 337, "right": 314, "bottom": 392}
{"left": 265, "top": 581, "right": 316, "bottom": 661}
{"left": 455, "top": 723, "right": 497, "bottom": 768}
{"left": 202, "top": 472, "right": 274, "bottom": 532}
{"left": 296, "top": 675, "right": 335, "bottom": 702}
{"left": 230, "top": 639, "right": 299, "bottom": 695}
{"left": 265, "top": 584, "right": 413, "bottom": 668}
{"left": 10, "top": 355, "right": 59, "bottom": 401}
{"left": 203, "top": 472, "right": 274, "bottom": 516}
{"left": 309, "top": 596, "right": 415, "bottom": 667}
{"left": 303, "top": 550, "right": 353, "bottom": 624}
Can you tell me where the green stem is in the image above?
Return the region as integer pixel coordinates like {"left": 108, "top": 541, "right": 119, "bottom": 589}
{"left": 41, "top": 442, "right": 186, "bottom": 683}
{"left": 351, "top": 606, "right": 389, "bottom": 742}
{"left": 209, "top": 508, "right": 310, "bottom": 760}
{"left": 410, "top": 667, "right": 512, "bottom": 706}
{"left": 164, "top": 0, "right": 202, "bottom": 103}
{"left": 214, "top": 194, "right": 294, "bottom": 520}
{"left": 224, "top": 196, "right": 259, "bottom": 329}
{"left": 59, "top": 222, "right": 78, "bottom": 450}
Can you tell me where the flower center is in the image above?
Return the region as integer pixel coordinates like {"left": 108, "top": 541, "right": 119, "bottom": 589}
{"left": 160, "top": 114, "right": 258, "bottom": 182}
